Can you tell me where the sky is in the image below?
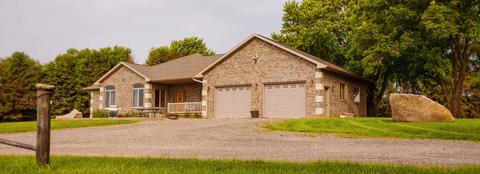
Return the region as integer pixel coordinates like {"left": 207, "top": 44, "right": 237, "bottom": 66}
{"left": 0, "top": 0, "right": 287, "bottom": 64}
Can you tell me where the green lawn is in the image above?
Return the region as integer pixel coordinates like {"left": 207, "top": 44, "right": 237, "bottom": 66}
{"left": 265, "top": 117, "right": 480, "bottom": 141}
{"left": 0, "top": 119, "right": 138, "bottom": 133}
{"left": 0, "top": 156, "right": 478, "bottom": 174}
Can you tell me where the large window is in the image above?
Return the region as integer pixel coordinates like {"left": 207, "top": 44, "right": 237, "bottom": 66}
{"left": 105, "top": 86, "right": 115, "bottom": 107}
{"left": 133, "top": 84, "right": 144, "bottom": 107}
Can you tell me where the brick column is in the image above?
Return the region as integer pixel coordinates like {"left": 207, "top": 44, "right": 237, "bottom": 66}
{"left": 201, "top": 80, "right": 208, "bottom": 117}
{"left": 90, "top": 92, "right": 95, "bottom": 118}
{"left": 99, "top": 87, "right": 104, "bottom": 109}
{"left": 314, "top": 70, "right": 325, "bottom": 116}
{"left": 144, "top": 83, "right": 153, "bottom": 108}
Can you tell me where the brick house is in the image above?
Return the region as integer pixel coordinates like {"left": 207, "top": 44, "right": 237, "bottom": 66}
{"left": 85, "top": 34, "right": 372, "bottom": 118}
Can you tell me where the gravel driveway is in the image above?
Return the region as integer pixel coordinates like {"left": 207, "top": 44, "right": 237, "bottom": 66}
{"left": 1, "top": 118, "right": 479, "bottom": 166}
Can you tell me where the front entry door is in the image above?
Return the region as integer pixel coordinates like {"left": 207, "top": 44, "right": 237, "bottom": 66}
{"left": 176, "top": 90, "right": 185, "bottom": 102}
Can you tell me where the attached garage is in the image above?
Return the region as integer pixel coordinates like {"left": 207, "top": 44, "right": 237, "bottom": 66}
{"left": 215, "top": 86, "right": 251, "bottom": 118}
{"left": 264, "top": 83, "right": 306, "bottom": 118}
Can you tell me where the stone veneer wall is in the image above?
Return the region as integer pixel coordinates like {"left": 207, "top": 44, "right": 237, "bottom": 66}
{"left": 89, "top": 90, "right": 100, "bottom": 118}
{"left": 97, "top": 66, "right": 147, "bottom": 114}
{"left": 202, "top": 38, "right": 317, "bottom": 118}
{"left": 321, "top": 71, "right": 368, "bottom": 116}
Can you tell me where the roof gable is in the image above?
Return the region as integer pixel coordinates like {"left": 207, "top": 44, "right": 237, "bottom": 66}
{"left": 195, "top": 34, "right": 371, "bottom": 83}
{"left": 195, "top": 34, "right": 328, "bottom": 77}
{"left": 94, "top": 62, "right": 150, "bottom": 85}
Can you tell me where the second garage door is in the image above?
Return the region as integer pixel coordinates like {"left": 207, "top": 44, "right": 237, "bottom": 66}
{"left": 215, "top": 86, "right": 251, "bottom": 119}
{"left": 264, "top": 83, "right": 306, "bottom": 118}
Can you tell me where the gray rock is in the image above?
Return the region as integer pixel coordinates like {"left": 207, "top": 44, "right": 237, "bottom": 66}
{"left": 56, "top": 109, "right": 83, "bottom": 119}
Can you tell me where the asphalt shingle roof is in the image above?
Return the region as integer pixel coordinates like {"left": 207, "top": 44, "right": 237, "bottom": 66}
{"left": 124, "top": 53, "right": 223, "bottom": 82}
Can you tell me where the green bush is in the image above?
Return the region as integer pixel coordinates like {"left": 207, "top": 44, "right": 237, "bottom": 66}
{"left": 92, "top": 109, "right": 108, "bottom": 118}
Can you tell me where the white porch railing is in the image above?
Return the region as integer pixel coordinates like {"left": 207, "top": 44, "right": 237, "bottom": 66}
{"left": 167, "top": 102, "right": 202, "bottom": 114}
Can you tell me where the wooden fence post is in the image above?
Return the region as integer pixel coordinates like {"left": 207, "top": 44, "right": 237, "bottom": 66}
{"left": 35, "top": 83, "right": 55, "bottom": 166}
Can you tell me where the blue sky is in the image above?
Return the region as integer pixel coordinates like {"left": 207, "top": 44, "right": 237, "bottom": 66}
{"left": 0, "top": 0, "right": 287, "bottom": 63}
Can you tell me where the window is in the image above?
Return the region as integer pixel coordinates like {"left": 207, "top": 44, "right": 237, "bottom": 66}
{"left": 155, "top": 89, "right": 160, "bottom": 107}
{"left": 133, "top": 84, "right": 144, "bottom": 107}
{"left": 340, "top": 83, "right": 345, "bottom": 100}
{"left": 353, "top": 87, "right": 360, "bottom": 103}
{"left": 105, "top": 86, "right": 115, "bottom": 107}
{"left": 160, "top": 90, "right": 166, "bottom": 107}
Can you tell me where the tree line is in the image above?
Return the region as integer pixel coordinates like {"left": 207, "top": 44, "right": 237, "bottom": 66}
{"left": 0, "top": 37, "right": 213, "bottom": 122}
{"left": 272, "top": 0, "right": 479, "bottom": 118}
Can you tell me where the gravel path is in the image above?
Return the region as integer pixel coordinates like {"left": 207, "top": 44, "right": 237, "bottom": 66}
{"left": 1, "top": 118, "right": 479, "bottom": 166}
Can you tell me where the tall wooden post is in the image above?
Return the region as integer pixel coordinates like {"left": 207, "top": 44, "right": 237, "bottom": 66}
{"left": 35, "top": 83, "right": 55, "bottom": 166}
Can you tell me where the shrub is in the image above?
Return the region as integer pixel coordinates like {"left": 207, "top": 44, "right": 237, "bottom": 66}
{"left": 120, "top": 111, "right": 143, "bottom": 117}
{"left": 92, "top": 109, "right": 108, "bottom": 118}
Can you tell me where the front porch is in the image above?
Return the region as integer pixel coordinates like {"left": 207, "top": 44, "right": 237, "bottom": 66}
{"left": 148, "top": 82, "right": 203, "bottom": 115}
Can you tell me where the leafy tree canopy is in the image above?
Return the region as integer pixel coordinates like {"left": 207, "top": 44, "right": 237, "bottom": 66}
{"left": 0, "top": 52, "right": 42, "bottom": 121}
{"left": 274, "top": 0, "right": 480, "bottom": 118}
{"left": 43, "top": 46, "right": 132, "bottom": 116}
{"left": 272, "top": 0, "right": 350, "bottom": 66}
{"left": 146, "top": 37, "right": 215, "bottom": 65}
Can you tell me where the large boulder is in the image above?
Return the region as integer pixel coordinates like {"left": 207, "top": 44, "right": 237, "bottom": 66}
{"left": 389, "top": 93, "right": 454, "bottom": 122}
{"left": 56, "top": 109, "right": 83, "bottom": 119}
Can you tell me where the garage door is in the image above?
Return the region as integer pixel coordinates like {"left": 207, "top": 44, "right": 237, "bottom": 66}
{"left": 215, "top": 86, "right": 251, "bottom": 119}
{"left": 264, "top": 83, "right": 306, "bottom": 118}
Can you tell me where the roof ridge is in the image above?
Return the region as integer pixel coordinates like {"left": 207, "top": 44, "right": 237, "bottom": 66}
{"left": 151, "top": 53, "right": 203, "bottom": 68}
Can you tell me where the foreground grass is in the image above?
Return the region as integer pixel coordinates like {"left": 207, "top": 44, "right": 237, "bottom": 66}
{"left": 0, "top": 119, "right": 138, "bottom": 133}
{"left": 0, "top": 156, "right": 478, "bottom": 174}
{"left": 266, "top": 117, "right": 480, "bottom": 141}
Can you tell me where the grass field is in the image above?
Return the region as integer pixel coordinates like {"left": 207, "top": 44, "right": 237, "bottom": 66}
{"left": 0, "top": 156, "right": 478, "bottom": 174}
{"left": 265, "top": 117, "right": 480, "bottom": 141}
{"left": 0, "top": 119, "right": 138, "bottom": 133}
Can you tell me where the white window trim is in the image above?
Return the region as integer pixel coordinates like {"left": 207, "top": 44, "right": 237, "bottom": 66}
{"left": 133, "top": 86, "right": 145, "bottom": 107}
{"left": 105, "top": 88, "right": 115, "bottom": 108}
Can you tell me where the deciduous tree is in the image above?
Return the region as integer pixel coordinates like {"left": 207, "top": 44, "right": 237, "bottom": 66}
{"left": 146, "top": 37, "right": 215, "bottom": 65}
{"left": 43, "top": 46, "right": 132, "bottom": 116}
{"left": 0, "top": 52, "right": 42, "bottom": 121}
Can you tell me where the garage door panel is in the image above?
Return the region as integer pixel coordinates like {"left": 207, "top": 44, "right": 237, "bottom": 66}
{"left": 265, "top": 83, "right": 305, "bottom": 118}
{"left": 215, "top": 86, "right": 251, "bottom": 119}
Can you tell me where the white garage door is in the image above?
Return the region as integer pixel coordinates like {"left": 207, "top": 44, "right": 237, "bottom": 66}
{"left": 264, "top": 83, "right": 306, "bottom": 118}
{"left": 215, "top": 86, "right": 251, "bottom": 119}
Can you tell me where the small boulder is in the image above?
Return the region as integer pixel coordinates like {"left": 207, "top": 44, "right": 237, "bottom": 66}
{"left": 389, "top": 93, "right": 454, "bottom": 122}
{"left": 56, "top": 109, "right": 83, "bottom": 119}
